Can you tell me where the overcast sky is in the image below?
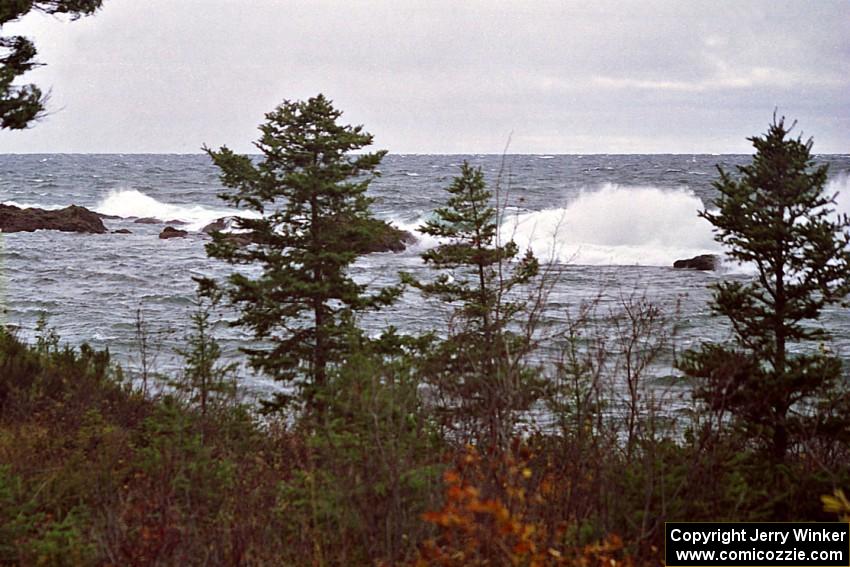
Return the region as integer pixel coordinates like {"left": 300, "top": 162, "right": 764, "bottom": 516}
{"left": 0, "top": 0, "right": 848, "bottom": 154}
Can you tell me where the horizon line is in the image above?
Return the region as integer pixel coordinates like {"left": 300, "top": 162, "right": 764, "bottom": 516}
{"left": 2, "top": 151, "right": 849, "bottom": 157}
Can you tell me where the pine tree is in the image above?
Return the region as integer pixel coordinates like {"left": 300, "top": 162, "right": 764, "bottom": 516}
{"left": 404, "top": 161, "right": 541, "bottom": 446}
{"left": 174, "top": 283, "right": 237, "bottom": 421}
{"left": 202, "top": 95, "right": 399, "bottom": 413}
{"left": 1, "top": 1, "right": 103, "bottom": 130}
{"left": 679, "top": 117, "right": 850, "bottom": 467}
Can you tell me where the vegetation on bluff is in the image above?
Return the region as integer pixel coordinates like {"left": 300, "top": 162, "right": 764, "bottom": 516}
{"left": 1, "top": 104, "right": 849, "bottom": 565}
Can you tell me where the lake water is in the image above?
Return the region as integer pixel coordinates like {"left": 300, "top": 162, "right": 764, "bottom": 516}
{"left": 2, "top": 153, "right": 849, "bottom": 396}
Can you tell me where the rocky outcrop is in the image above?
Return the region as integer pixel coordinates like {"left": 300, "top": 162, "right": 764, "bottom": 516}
{"left": 134, "top": 217, "right": 186, "bottom": 225}
{"left": 159, "top": 226, "right": 188, "bottom": 239}
{"left": 356, "top": 219, "right": 417, "bottom": 253}
{"left": 221, "top": 234, "right": 254, "bottom": 247}
{"left": 202, "top": 217, "right": 252, "bottom": 246}
{"left": 201, "top": 217, "right": 234, "bottom": 234}
{"left": 673, "top": 254, "right": 717, "bottom": 271}
{"left": 0, "top": 204, "right": 106, "bottom": 234}
{"left": 204, "top": 218, "right": 415, "bottom": 253}
{"left": 112, "top": 229, "right": 133, "bottom": 234}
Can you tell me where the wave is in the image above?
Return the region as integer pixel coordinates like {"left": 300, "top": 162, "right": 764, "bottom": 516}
{"left": 500, "top": 184, "right": 719, "bottom": 267}
{"left": 1, "top": 200, "right": 63, "bottom": 210}
{"left": 11, "top": 175, "right": 850, "bottom": 270}
{"left": 94, "top": 189, "right": 258, "bottom": 231}
{"left": 386, "top": 184, "right": 720, "bottom": 267}
{"left": 497, "top": 175, "right": 850, "bottom": 268}
{"left": 385, "top": 215, "right": 443, "bottom": 251}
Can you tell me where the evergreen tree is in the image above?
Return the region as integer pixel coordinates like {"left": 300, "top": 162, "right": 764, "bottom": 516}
{"left": 1, "top": 0, "right": 102, "bottom": 130}
{"left": 404, "top": 161, "right": 541, "bottom": 446}
{"left": 203, "top": 95, "right": 399, "bottom": 413}
{"left": 680, "top": 117, "right": 850, "bottom": 468}
{"left": 174, "top": 283, "right": 237, "bottom": 421}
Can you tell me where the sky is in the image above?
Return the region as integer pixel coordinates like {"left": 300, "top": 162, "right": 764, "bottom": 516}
{"left": 0, "top": 0, "right": 848, "bottom": 154}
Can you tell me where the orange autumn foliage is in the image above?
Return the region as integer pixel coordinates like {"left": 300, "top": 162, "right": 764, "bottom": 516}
{"left": 413, "top": 444, "right": 637, "bottom": 567}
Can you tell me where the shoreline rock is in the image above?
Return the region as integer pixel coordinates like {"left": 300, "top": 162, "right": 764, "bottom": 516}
{"left": 159, "top": 226, "right": 188, "bottom": 239}
{"left": 356, "top": 219, "right": 417, "bottom": 253}
{"left": 204, "top": 217, "right": 416, "bottom": 253}
{"left": 135, "top": 217, "right": 187, "bottom": 225}
{"left": 201, "top": 216, "right": 235, "bottom": 234}
{"left": 0, "top": 206, "right": 414, "bottom": 252}
{"left": 0, "top": 204, "right": 106, "bottom": 234}
{"left": 222, "top": 234, "right": 254, "bottom": 247}
{"left": 673, "top": 254, "right": 717, "bottom": 271}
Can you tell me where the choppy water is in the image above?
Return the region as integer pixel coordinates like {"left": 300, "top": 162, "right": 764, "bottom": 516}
{"left": 2, "top": 154, "right": 849, "bottom": 395}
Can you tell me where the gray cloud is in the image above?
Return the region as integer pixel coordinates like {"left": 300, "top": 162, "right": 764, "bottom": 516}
{"left": 0, "top": 0, "right": 847, "bottom": 153}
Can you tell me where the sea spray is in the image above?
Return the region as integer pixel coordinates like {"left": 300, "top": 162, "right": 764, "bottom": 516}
{"left": 830, "top": 174, "right": 850, "bottom": 220}
{"left": 0, "top": 200, "right": 63, "bottom": 210}
{"left": 94, "top": 189, "right": 259, "bottom": 231}
{"left": 386, "top": 214, "right": 443, "bottom": 252}
{"left": 396, "top": 184, "right": 734, "bottom": 267}
{"left": 500, "top": 184, "right": 720, "bottom": 266}
{"left": 2, "top": 153, "right": 848, "bottom": 380}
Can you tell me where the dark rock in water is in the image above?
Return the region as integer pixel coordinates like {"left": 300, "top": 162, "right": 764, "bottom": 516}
{"left": 208, "top": 218, "right": 415, "bottom": 253}
{"left": 0, "top": 204, "right": 106, "bottom": 234}
{"left": 97, "top": 213, "right": 123, "bottom": 220}
{"left": 222, "top": 234, "right": 253, "bottom": 247}
{"left": 201, "top": 216, "right": 234, "bottom": 234}
{"left": 135, "top": 217, "right": 187, "bottom": 225}
{"left": 201, "top": 216, "right": 254, "bottom": 247}
{"left": 356, "top": 219, "right": 416, "bottom": 253}
{"left": 673, "top": 254, "right": 717, "bottom": 271}
{"left": 159, "top": 226, "right": 188, "bottom": 239}
{"left": 112, "top": 228, "right": 132, "bottom": 234}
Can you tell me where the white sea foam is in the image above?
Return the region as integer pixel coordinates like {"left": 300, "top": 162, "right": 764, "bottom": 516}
{"left": 94, "top": 189, "right": 258, "bottom": 231}
{"left": 499, "top": 184, "right": 720, "bottom": 267}
{"left": 1, "top": 200, "right": 63, "bottom": 210}
{"left": 385, "top": 185, "right": 721, "bottom": 267}
{"left": 830, "top": 175, "right": 850, "bottom": 219}
{"left": 493, "top": 176, "right": 850, "bottom": 268}
{"left": 386, "top": 215, "right": 443, "bottom": 251}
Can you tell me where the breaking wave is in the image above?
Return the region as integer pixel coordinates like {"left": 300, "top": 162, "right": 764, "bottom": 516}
{"left": 491, "top": 175, "right": 850, "bottom": 268}
{"left": 94, "top": 189, "right": 257, "bottom": 231}
{"left": 499, "top": 184, "right": 719, "bottom": 267}
{"left": 12, "top": 175, "right": 850, "bottom": 270}
{"left": 1, "top": 200, "right": 63, "bottom": 210}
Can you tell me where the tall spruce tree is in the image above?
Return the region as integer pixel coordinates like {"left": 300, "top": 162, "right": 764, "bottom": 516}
{"left": 679, "top": 117, "right": 850, "bottom": 469}
{"left": 404, "top": 161, "right": 540, "bottom": 446}
{"left": 1, "top": 0, "right": 103, "bottom": 130}
{"left": 203, "top": 95, "right": 399, "bottom": 413}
